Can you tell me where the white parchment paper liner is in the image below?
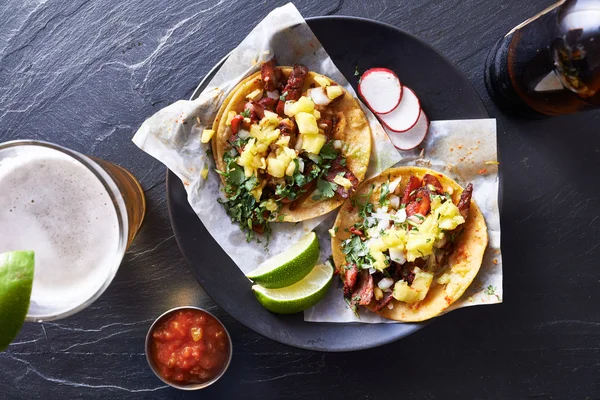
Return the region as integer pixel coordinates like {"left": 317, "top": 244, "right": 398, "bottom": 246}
{"left": 132, "top": 3, "right": 502, "bottom": 324}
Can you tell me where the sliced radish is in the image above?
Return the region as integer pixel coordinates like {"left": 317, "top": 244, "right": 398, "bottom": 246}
{"left": 378, "top": 87, "right": 421, "bottom": 132}
{"left": 386, "top": 110, "right": 429, "bottom": 151}
{"left": 358, "top": 68, "right": 402, "bottom": 114}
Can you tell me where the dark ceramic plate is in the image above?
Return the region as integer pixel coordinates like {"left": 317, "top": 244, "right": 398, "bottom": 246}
{"left": 167, "top": 16, "right": 488, "bottom": 352}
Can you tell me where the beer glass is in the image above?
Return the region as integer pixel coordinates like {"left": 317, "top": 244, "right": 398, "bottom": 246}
{"left": 0, "top": 140, "right": 145, "bottom": 321}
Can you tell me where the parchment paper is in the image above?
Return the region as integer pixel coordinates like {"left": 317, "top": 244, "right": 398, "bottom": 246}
{"left": 132, "top": 3, "right": 502, "bottom": 324}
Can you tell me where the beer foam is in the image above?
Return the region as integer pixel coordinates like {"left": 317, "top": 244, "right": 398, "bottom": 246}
{"left": 0, "top": 146, "right": 121, "bottom": 318}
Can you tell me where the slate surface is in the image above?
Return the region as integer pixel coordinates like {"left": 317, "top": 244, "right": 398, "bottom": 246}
{"left": 0, "top": 0, "right": 599, "bottom": 398}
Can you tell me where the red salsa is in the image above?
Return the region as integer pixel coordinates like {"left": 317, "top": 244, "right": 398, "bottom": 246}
{"left": 150, "top": 309, "right": 230, "bottom": 384}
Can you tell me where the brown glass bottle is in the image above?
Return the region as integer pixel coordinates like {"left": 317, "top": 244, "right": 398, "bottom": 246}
{"left": 485, "top": 0, "right": 600, "bottom": 117}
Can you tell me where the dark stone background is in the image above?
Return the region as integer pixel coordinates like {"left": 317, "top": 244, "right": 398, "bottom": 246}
{"left": 1, "top": 0, "right": 598, "bottom": 398}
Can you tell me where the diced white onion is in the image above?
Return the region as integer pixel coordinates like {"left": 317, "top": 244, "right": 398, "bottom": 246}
{"left": 388, "top": 177, "right": 402, "bottom": 194}
{"left": 298, "top": 158, "right": 305, "bottom": 173}
{"left": 389, "top": 194, "right": 400, "bottom": 209}
{"left": 266, "top": 90, "right": 279, "bottom": 99}
{"left": 408, "top": 215, "right": 423, "bottom": 225}
{"left": 378, "top": 277, "right": 394, "bottom": 290}
{"left": 368, "top": 268, "right": 376, "bottom": 275}
{"left": 377, "top": 217, "right": 390, "bottom": 231}
{"left": 284, "top": 101, "right": 295, "bottom": 116}
{"left": 237, "top": 129, "right": 250, "bottom": 139}
{"left": 295, "top": 136, "right": 303, "bottom": 151}
{"left": 333, "top": 140, "right": 342, "bottom": 149}
{"left": 395, "top": 208, "right": 407, "bottom": 223}
{"left": 387, "top": 303, "right": 394, "bottom": 310}
{"left": 389, "top": 247, "right": 406, "bottom": 265}
{"left": 435, "top": 235, "right": 447, "bottom": 249}
{"left": 364, "top": 216, "right": 377, "bottom": 227}
{"left": 307, "top": 87, "right": 331, "bottom": 106}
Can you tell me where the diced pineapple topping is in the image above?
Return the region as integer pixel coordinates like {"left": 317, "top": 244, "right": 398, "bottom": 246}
{"left": 226, "top": 110, "right": 237, "bottom": 126}
{"left": 392, "top": 269, "right": 434, "bottom": 303}
{"left": 285, "top": 160, "right": 296, "bottom": 176}
{"left": 333, "top": 174, "right": 353, "bottom": 189}
{"left": 381, "top": 228, "right": 406, "bottom": 249}
{"left": 201, "top": 129, "right": 215, "bottom": 143}
{"left": 237, "top": 138, "right": 263, "bottom": 177}
{"left": 262, "top": 110, "right": 280, "bottom": 126}
{"left": 295, "top": 112, "right": 319, "bottom": 135}
{"left": 261, "top": 198, "right": 278, "bottom": 212}
{"left": 374, "top": 287, "right": 384, "bottom": 300}
{"left": 301, "top": 133, "right": 326, "bottom": 154}
{"left": 434, "top": 202, "right": 465, "bottom": 230}
{"left": 371, "top": 249, "right": 388, "bottom": 271}
{"left": 326, "top": 85, "right": 343, "bottom": 100}
{"left": 284, "top": 96, "right": 315, "bottom": 117}
{"left": 200, "top": 164, "right": 209, "bottom": 180}
{"left": 312, "top": 109, "right": 321, "bottom": 120}
{"left": 250, "top": 180, "right": 266, "bottom": 202}
{"left": 267, "top": 147, "right": 297, "bottom": 178}
{"left": 437, "top": 273, "right": 451, "bottom": 285}
{"left": 313, "top": 75, "right": 330, "bottom": 87}
{"left": 246, "top": 88, "right": 263, "bottom": 101}
{"left": 275, "top": 135, "right": 290, "bottom": 147}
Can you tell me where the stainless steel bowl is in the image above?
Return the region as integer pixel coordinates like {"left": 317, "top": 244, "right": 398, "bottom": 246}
{"left": 145, "top": 306, "right": 233, "bottom": 390}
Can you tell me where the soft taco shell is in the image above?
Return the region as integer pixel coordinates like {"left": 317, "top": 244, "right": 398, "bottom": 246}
{"left": 211, "top": 68, "right": 372, "bottom": 222}
{"left": 331, "top": 166, "right": 488, "bottom": 322}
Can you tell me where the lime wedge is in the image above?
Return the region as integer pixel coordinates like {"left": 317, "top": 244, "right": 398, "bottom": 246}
{"left": 252, "top": 263, "right": 333, "bottom": 314}
{"left": 0, "top": 251, "right": 34, "bottom": 352}
{"left": 246, "top": 232, "right": 319, "bottom": 289}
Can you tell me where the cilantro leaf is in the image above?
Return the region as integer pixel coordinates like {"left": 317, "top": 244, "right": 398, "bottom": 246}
{"left": 240, "top": 109, "right": 251, "bottom": 118}
{"left": 315, "top": 178, "right": 337, "bottom": 199}
{"left": 379, "top": 181, "right": 390, "bottom": 206}
{"left": 319, "top": 141, "right": 338, "bottom": 160}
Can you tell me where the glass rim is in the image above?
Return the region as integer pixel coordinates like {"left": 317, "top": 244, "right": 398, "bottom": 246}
{"left": 0, "top": 139, "right": 129, "bottom": 321}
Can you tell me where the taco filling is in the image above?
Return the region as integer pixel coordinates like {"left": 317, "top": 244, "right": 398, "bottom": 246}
{"left": 216, "top": 59, "right": 364, "bottom": 241}
{"left": 339, "top": 173, "right": 474, "bottom": 314}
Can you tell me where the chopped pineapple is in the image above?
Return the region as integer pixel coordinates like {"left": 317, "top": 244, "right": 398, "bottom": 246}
{"left": 246, "top": 88, "right": 263, "bottom": 101}
{"left": 200, "top": 164, "right": 209, "bottom": 180}
{"left": 262, "top": 198, "right": 278, "bottom": 212}
{"left": 249, "top": 180, "right": 266, "bottom": 202}
{"left": 381, "top": 228, "right": 406, "bottom": 249}
{"left": 392, "top": 281, "right": 419, "bottom": 303}
{"left": 237, "top": 139, "right": 262, "bottom": 177}
{"left": 267, "top": 158, "right": 287, "bottom": 178}
{"left": 201, "top": 129, "right": 214, "bottom": 143}
{"left": 368, "top": 238, "right": 386, "bottom": 252}
{"left": 295, "top": 112, "right": 319, "bottom": 135}
{"left": 312, "top": 109, "right": 321, "bottom": 120}
{"left": 226, "top": 111, "right": 237, "bottom": 126}
{"left": 284, "top": 96, "right": 315, "bottom": 117}
{"left": 313, "top": 75, "right": 330, "bottom": 87}
{"left": 333, "top": 174, "right": 353, "bottom": 189}
{"left": 275, "top": 135, "right": 290, "bottom": 147}
{"left": 371, "top": 249, "right": 388, "bottom": 271}
{"left": 262, "top": 110, "right": 280, "bottom": 125}
{"left": 411, "top": 269, "right": 434, "bottom": 301}
{"left": 285, "top": 160, "right": 296, "bottom": 176}
{"left": 301, "top": 133, "right": 326, "bottom": 154}
{"left": 326, "top": 85, "right": 343, "bottom": 100}
{"left": 374, "top": 287, "right": 384, "bottom": 301}
{"left": 435, "top": 202, "right": 465, "bottom": 230}
{"left": 437, "top": 273, "right": 451, "bottom": 285}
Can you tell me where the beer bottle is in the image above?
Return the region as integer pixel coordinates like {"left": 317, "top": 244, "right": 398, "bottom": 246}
{"left": 485, "top": 0, "right": 600, "bottom": 117}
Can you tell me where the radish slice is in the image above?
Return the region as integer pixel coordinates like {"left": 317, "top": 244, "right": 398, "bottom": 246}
{"left": 358, "top": 68, "right": 402, "bottom": 114}
{"left": 386, "top": 110, "right": 429, "bottom": 151}
{"left": 378, "top": 87, "right": 421, "bottom": 132}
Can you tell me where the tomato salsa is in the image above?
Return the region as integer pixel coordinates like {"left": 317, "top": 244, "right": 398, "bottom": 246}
{"left": 149, "top": 309, "right": 230, "bottom": 384}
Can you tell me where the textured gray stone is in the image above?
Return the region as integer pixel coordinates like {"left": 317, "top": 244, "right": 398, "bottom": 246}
{"left": 1, "top": 0, "right": 599, "bottom": 398}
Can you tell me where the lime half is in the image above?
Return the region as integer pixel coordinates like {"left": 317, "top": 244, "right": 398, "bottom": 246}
{"left": 0, "top": 251, "right": 34, "bottom": 352}
{"left": 246, "top": 232, "right": 319, "bottom": 289}
{"left": 252, "top": 263, "right": 333, "bottom": 314}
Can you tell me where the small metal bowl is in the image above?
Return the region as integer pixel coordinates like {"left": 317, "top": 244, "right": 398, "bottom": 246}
{"left": 145, "top": 306, "right": 233, "bottom": 390}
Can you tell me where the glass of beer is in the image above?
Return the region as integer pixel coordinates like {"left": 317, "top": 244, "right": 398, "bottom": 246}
{"left": 0, "top": 140, "right": 146, "bottom": 321}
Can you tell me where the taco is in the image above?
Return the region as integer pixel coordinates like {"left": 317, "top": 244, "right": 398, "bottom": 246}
{"left": 211, "top": 59, "right": 372, "bottom": 240}
{"left": 331, "top": 166, "right": 488, "bottom": 322}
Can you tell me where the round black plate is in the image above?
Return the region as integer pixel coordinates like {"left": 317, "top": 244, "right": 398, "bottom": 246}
{"left": 167, "top": 16, "right": 489, "bottom": 352}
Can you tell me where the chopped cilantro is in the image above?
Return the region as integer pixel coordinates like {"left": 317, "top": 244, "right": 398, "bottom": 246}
{"left": 485, "top": 285, "right": 496, "bottom": 296}
{"left": 379, "top": 181, "right": 390, "bottom": 206}
{"left": 354, "top": 66, "right": 360, "bottom": 76}
{"left": 280, "top": 91, "right": 288, "bottom": 101}
{"left": 240, "top": 109, "right": 251, "bottom": 118}
{"left": 313, "top": 178, "right": 337, "bottom": 200}
{"left": 319, "top": 141, "right": 338, "bottom": 160}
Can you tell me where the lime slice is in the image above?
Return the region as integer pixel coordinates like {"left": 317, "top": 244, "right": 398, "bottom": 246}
{"left": 246, "top": 232, "right": 319, "bottom": 289}
{"left": 252, "top": 263, "right": 333, "bottom": 314}
{"left": 0, "top": 251, "right": 34, "bottom": 351}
